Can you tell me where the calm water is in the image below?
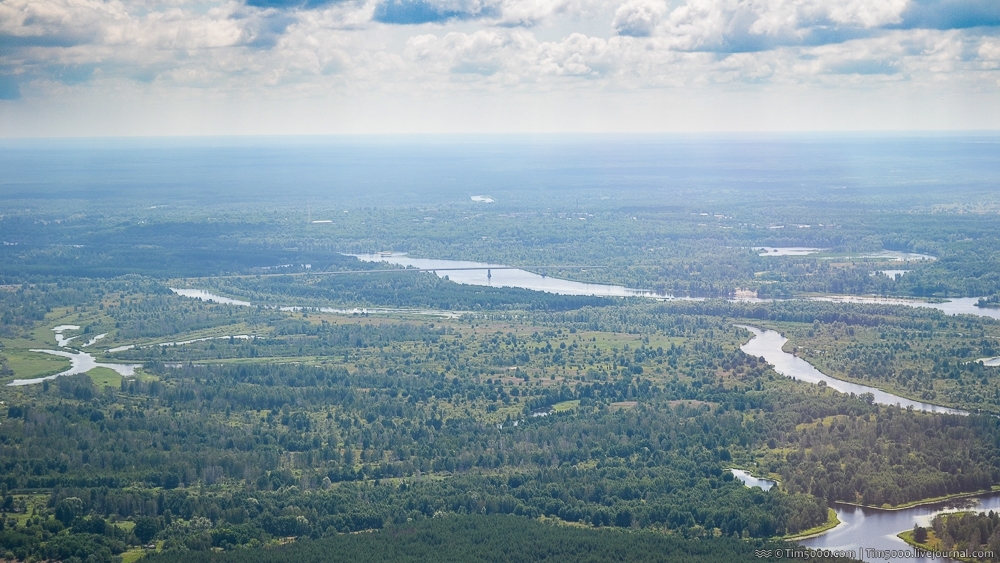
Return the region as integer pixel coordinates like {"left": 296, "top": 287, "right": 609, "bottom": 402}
{"left": 352, "top": 253, "right": 656, "bottom": 297}
{"left": 9, "top": 349, "right": 141, "bottom": 386}
{"left": 811, "top": 296, "right": 1000, "bottom": 321}
{"left": 801, "top": 493, "right": 1000, "bottom": 562}
{"left": 756, "top": 247, "right": 824, "bottom": 256}
{"left": 171, "top": 288, "right": 251, "bottom": 306}
{"left": 738, "top": 325, "right": 965, "bottom": 414}
{"left": 7, "top": 327, "right": 142, "bottom": 386}
{"left": 874, "top": 270, "right": 910, "bottom": 279}
{"left": 170, "top": 288, "right": 461, "bottom": 318}
{"left": 730, "top": 469, "right": 777, "bottom": 491}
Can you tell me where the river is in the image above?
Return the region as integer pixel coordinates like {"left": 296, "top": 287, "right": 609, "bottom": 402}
{"left": 351, "top": 253, "right": 657, "bottom": 297}
{"left": 738, "top": 325, "right": 964, "bottom": 414}
{"left": 800, "top": 493, "right": 1000, "bottom": 563}
{"left": 811, "top": 296, "right": 1000, "bottom": 321}
{"left": 11, "top": 349, "right": 141, "bottom": 386}
{"left": 738, "top": 325, "right": 984, "bottom": 559}
{"left": 168, "top": 288, "right": 461, "bottom": 318}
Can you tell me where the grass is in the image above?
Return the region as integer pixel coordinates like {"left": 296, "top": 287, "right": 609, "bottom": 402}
{"left": 3, "top": 349, "right": 69, "bottom": 380}
{"left": 897, "top": 515, "right": 978, "bottom": 562}
{"left": 121, "top": 548, "right": 148, "bottom": 563}
{"left": 88, "top": 367, "right": 123, "bottom": 388}
{"left": 783, "top": 508, "right": 839, "bottom": 540}
{"left": 897, "top": 529, "right": 945, "bottom": 552}
{"left": 552, "top": 400, "right": 580, "bottom": 412}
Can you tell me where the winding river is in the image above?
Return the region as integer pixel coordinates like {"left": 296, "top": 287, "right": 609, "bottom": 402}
{"left": 12, "top": 326, "right": 142, "bottom": 386}
{"left": 738, "top": 325, "right": 964, "bottom": 414}
{"left": 737, "top": 324, "right": 983, "bottom": 560}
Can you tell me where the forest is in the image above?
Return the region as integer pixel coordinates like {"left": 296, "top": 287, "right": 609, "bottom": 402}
{"left": 1, "top": 276, "right": 1000, "bottom": 561}
{"left": 3, "top": 163, "right": 1000, "bottom": 562}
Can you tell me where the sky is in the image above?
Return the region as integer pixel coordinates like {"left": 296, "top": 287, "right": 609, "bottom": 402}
{"left": 1, "top": 0, "right": 999, "bottom": 136}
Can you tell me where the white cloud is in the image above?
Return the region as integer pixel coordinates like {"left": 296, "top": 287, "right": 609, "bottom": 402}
{"left": 660, "top": 0, "right": 909, "bottom": 51}
{"left": 612, "top": 0, "right": 666, "bottom": 37}
{"left": 2, "top": 0, "right": 1000, "bottom": 134}
{"left": 979, "top": 40, "right": 1000, "bottom": 69}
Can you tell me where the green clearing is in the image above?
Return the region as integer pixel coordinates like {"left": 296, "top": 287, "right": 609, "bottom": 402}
{"left": 3, "top": 349, "right": 69, "bottom": 380}
{"left": 552, "top": 399, "right": 580, "bottom": 412}
{"left": 88, "top": 366, "right": 124, "bottom": 388}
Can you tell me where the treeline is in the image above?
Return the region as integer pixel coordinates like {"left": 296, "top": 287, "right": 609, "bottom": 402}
{"left": 766, "top": 403, "right": 1000, "bottom": 506}
{"left": 785, "top": 315, "right": 1000, "bottom": 412}
{"left": 0, "top": 217, "right": 362, "bottom": 280}
{"left": 207, "top": 270, "right": 615, "bottom": 312}
{"left": 142, "top": 514, "right": 857, "bottom": 563}
{"left": 921, "top": 511, "right": 1000, "bottom": 557}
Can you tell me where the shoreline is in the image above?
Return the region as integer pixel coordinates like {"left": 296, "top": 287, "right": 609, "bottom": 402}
{"left": 769, "top": 329, "right": 975, "bottom": 415}
{"left": 784, "top": 508, "right": 840, "bottom": 541}
{"left": 836, "top": 487, "right": 1000, "bottom": 512}
{"left": 897, "top": 529, "right": 978, "bottom": 563}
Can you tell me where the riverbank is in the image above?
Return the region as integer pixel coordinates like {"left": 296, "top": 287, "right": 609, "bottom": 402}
{"left": 775, "top": 336, "right": 973, "bottom": 415}
{"left": 838, "top": 487, "right": 1000, "bottom": 511}
{"left": 738, "top": 325, "right": 965, "bottom": 414}
{"left": 784, "top": 508, "right": 840, "bottom": 541}
{"left": 897, "top": 529, "right": 979, "bottom": 563}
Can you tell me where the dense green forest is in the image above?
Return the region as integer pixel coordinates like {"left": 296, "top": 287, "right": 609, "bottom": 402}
{"left": 906, "top": 511, "right": 1000, "bottom": 560}
{"left": 2, "top": 276, "right": 1000, "bottom": 561}
{"left": 140, "top": 514, "right": 855, "bottom": 563}
{"left": 4, "top": 163, "right": 1000, "bottom": 562}
{"left": 778, "top": 309, "right": 1000, "bottom": 412}
{"left": 4, "top": 187, "right": 1000, "bottom": 298}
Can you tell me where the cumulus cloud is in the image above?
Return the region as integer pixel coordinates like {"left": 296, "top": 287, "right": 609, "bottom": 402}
{"left": 980, "top": 40, "right": 1000, "bottom": 69}
{"left": 2, "top": 0, "right": 1000, "bottom": 108}
{"left": 612, "top": 0, "right": 666, "bottom": 37}
{"left": 659, "top": 0, "right": 909, "bottom": 52}
{"left": 649, "top": 0, "right": 1000, "bottom": 54}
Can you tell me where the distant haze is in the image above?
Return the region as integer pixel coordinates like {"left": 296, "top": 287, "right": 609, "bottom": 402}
{"left": 1, "top": 134, "right": 998, "bottom": 206}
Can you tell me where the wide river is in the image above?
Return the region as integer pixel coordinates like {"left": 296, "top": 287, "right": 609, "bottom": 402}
{"left": 800, "top": 493, "right": 1000, "bottom": 562}
{"left": 351, "top": 253, "right": 657, "bottom": 298}
{"left": 352, "top": 254, "right": 1000, "bottom": 322}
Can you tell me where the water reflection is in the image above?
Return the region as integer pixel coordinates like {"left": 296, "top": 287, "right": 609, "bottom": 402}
{"left": 730, "top": 469, "right": 777, "bottom": 491}
{"left": 801, "top": 493, "right": 1000, "bottom": 562}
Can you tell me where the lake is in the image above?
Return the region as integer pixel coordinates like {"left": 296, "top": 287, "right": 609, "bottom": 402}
{"left": 738, "top": 325, "right": 965, "bottom": 415}
{"left": 730, "top": 469, "right": 777, "bottom": 491}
